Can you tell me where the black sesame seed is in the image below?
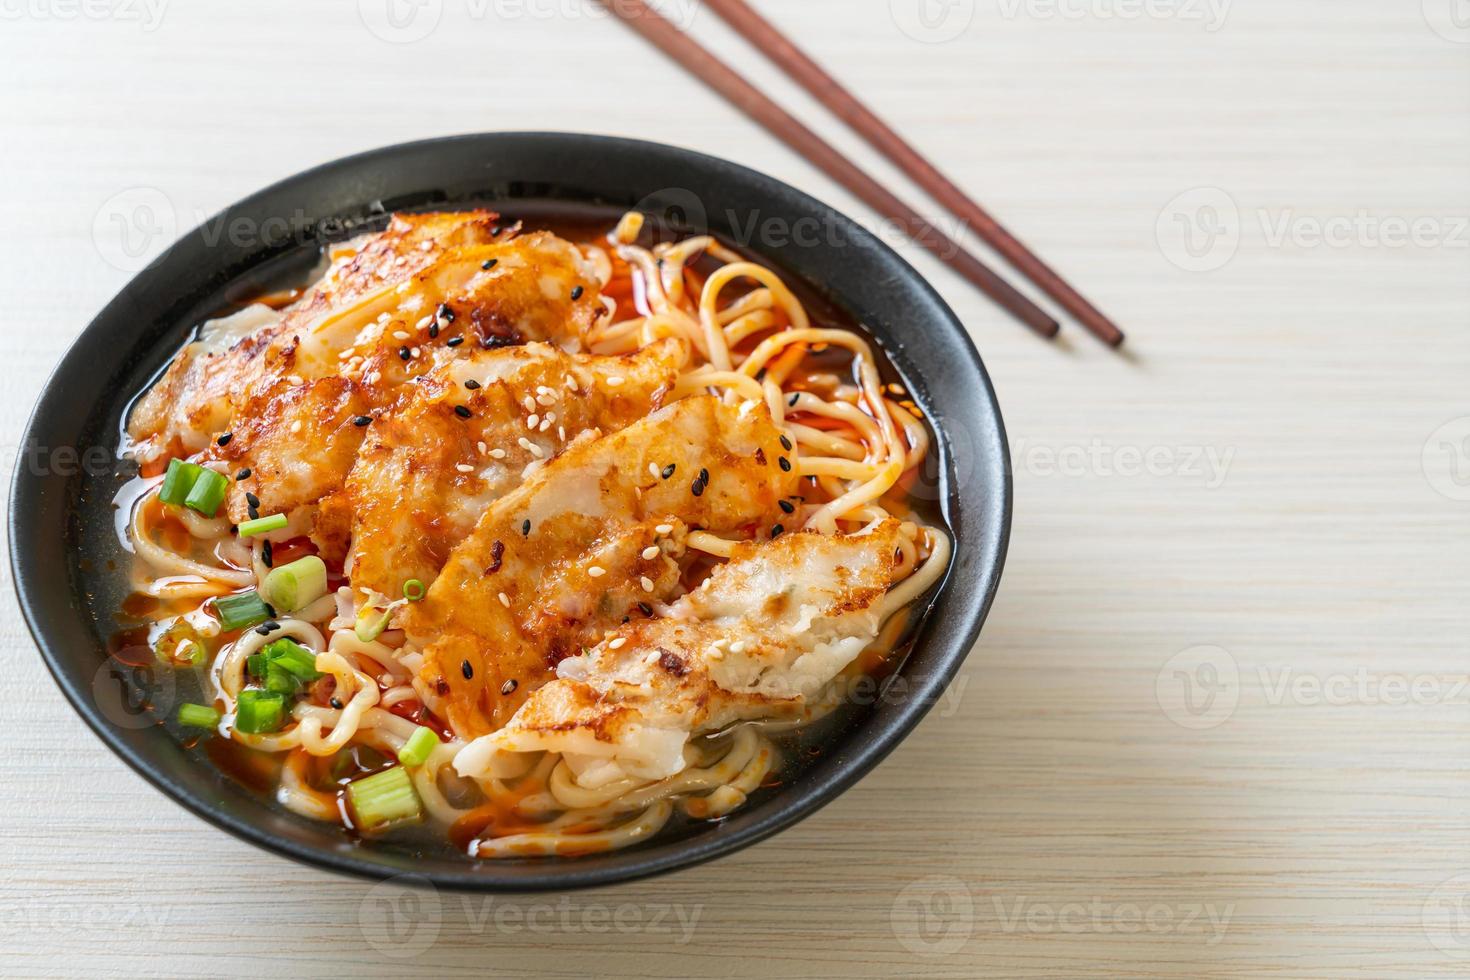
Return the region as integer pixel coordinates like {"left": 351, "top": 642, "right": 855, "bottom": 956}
{"left": 446, "top": 336, "right": 464, "bottom": 348}
{"left": 398, "top": 346, "right": 411, "bottom": 361}
{"left": 571, "top": 285, "right": 584, "bottom": 301}
{"left": 428, "top": 323, "right": 440, "bottom": 339}
{"left": 779, "top": 435, "right": 793, "bottom": 451}
{"left": 464, "top": 379, "right": 481, "bottom": 390}
{"left": 481, "top": 258, "right": 498, "bottom": 270}
{"left": 788, "top": 393, "right": 800, "bottom": 408}
{"left": 778, "top": 456, "right": 792, "bottom": 472}
{"left": 661, "top": 463, "right": 676, "bottom": 479}
{"left": 436, "top": 303, "right": 455, "bottom": 322}
{"left": 353, "top": 415, "right": 372, "bottom": 427}
{"left": 691, "top": 479, "right": 705, "bottom": 497}
{"left": 235, "top": 468, "right": 251, "bottom": 480}
{"left": 698, "top": 468, "right": 709, "bottom": 484}
{"left": 217, "top": 432, "right": 233, "bottom": 447}
{"left": 779, "top": 500, "right": 795, "bottom": 514}
{"left": 245, "top": 492, "right": 260, "bottom": 510}
{"left": 454, "top": 405, "right": 472, "bottom": 419}
{"left": 330, "top": 697, "right": 344, "bottom": 710}
{"left": 637, "top": 602, "right": 653, "bottom": 617}
{"left": 461, "top": 660, "right": 474, "bottom": 680}
{"left": 255, "top": 620, "right": 279, "bottom": 636}
{"left": 247, "top": 506, "right": 259, "bottom": 521}
{"left": 500, "top": 678, "right": 518, "bottom": 695}
{"left": 771, "top": 524, "right": 785, "bottom": 539}
{"left": 261, "top": 540, "right": 273, "bottom": 568}
{"left": 521, "top": 519, "right": 531, "bottom": 536}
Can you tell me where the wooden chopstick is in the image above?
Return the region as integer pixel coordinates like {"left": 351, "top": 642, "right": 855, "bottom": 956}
{"left": 598, "top": 0, "right": 1060, "bottom": 340}
{"left": 701, "top": 0, "right": 1124, "bottom": 348}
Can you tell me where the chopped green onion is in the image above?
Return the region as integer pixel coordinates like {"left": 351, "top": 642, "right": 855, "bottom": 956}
{"left": 177, "top": 702, "right": 222, "bottom": 729}
{"left": 397, "top": 726, "right": 440, "bottom": 767}
{"left": 263, "top": 638, "right": 321, "bottom": 681}
{"left": 402, "top": 579, "right": 427, "bottom": 602}
{"left": 183, "top": 467, "right": 229, "bottom": 518}
{"left": 152, "top": 620, "right": 207, "bottom": 667}
{"left": 238, "top": 513, "right": 287, "bottom": 537}
{"left": 234, "top": 689, "right": 286, "bottom": 733}
{"left": 264, "top": 662, "right": 302, "bottom": 696}
{"left": 346, "top": 766, "right": 423, "bottom": 832}
{"left": 355, "top": 605, "right": 393, "bottom": 643}
{"left": 262, "top": 555, "right": 327, "bottom": 613}
{"left": 214, "top": 590, "right": 271, "bottom": 631}
{"left": 158, "top": 459, "right": 204, "bottom": 506}
{"left": 246, "top": 652, "right": 268, "bottom": 679}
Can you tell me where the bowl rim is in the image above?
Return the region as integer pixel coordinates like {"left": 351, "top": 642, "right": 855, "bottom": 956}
{"left": 9, "top": 131, "right": 1011, "bottom": 892}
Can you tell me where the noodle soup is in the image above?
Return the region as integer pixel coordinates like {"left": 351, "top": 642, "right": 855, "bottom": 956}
{"left": 105, "top": 205, "right": 952, "bottom": 859}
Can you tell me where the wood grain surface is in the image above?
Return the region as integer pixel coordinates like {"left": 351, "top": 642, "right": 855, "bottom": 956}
{"left": 2, "top": 1, "right": 1467, "bottom": 976}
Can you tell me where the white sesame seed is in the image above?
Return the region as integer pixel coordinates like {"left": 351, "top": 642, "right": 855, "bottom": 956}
{"left": 366, "top": 371, "right": 382, "bottom": 384}
{"left": 517, "top": 438, "right": 545, "bottom": 459}
{"left": 289, "top": 420, "right": 302, "bottom": 434}
{"left": 644, "top": 649, "right": 660, "bottom": 664}
{"left": 498, "top": 592, "right": 510, "bottom": 608}
{"left": 707, "top": 648, "right": 724, "bottom": 661}
{"left": 641, "top": 546, "right": 660, "bottom": 560}
{"left": 607, "top": 376, "right": 624, "bottom": 387}
{"left": 286, "top": 375, "right": 304, "bottom": 386}
{"left": 523, "top": 396, "right": 537, "bottom": 413}
{"left": 527, "top": 414, "right": 539, "bottom": 429}
{"left": 655, "top": 524, "right": 673, "bottom": 535}
{"left": 415, "top": 315, "right": 433, "bottom": 330}
{"left": 564, "top": 374, "right": 580, "bottom": 392}
{"left": 419, "top": 241, "right": 433, "bottom": 251}
{"left": 477, "top": 441, "right": 488, "bottom": 454}
{"left": 410, "top": 347, "right": 421, "bottom": 357}
{"left": 393, "top": 330, "right": 410, "bottom": 340}
{"left": 648, "top": 463, "right": 659, "bottom": 479}
{"left": 730, "top": 640, "right": 747, "bottom": 653}
{"left": 557, "top": 426, "right": 565, "bottom": 441}
{"left": 536, "top": 393, "right": 556, "bottom": 407}
{"left": 456, "top": 463, "right": 473, "bottom": 473}
{"left": 538, "top": 417, "right": 551, "bottom": 432}
{"left": 489, "top": 448, "right": 506, "bottom": 459}
{"left": 608, "top": 637, "right": 626, "bottom": 650}
{"left": 588, "top": 566, "right": 606, "bottom": 578}
{"left": 640, "top": 576, "right": 654, "bottom": 592}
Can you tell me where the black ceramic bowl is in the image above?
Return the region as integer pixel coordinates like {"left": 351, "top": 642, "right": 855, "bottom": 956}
{"left": 10, "top": 133, "right": 1010, "bottom": 890}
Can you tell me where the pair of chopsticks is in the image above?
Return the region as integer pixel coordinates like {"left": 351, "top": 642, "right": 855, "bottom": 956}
{"left": 600, "top": 0, "right": 1124, "bottom": 348}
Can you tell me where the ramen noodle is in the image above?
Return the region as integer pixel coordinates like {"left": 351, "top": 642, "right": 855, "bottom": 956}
{"left": 114, "top": 209, "right": 951, "bottom": 857}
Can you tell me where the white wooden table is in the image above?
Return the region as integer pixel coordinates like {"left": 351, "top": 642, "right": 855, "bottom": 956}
{"left": 2, "top": 1, "right": 1468, "bottom": 976}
